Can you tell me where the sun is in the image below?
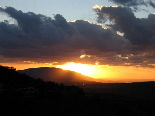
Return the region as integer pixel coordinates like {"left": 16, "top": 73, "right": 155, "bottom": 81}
{"left": 57, "top": 62, "right": 111, "bottom": 79}
{"left": 57, "top": 62, "right": 95, "bottom": 77}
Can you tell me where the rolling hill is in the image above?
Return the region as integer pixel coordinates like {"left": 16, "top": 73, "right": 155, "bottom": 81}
{"left": 18, "top": 67, "right": 100, "bottom": 85}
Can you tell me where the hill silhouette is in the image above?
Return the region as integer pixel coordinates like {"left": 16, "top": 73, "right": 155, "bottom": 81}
{"left": 0, "top": 65, "right": 85, "bottom": 99}
{"left": 0, "top": 65, "right": 36, "bottom": 89}
{"left": 18, "top": 67, "right": 99, "bottom": 85}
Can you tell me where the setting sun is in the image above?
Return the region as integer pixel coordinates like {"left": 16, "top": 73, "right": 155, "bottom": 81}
{"left": 57, "top": 62, "right": 155, "bottom": 82}
{"left": 57, "top": 62, "right": 109, "bottom": 79}
{"left": 58, "top": 62, "right": 94, "bottom": 77}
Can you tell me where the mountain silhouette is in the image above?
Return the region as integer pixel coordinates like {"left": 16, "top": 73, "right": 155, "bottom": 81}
{"left": 18, "top": 67, "right": 99, "bottom": 85}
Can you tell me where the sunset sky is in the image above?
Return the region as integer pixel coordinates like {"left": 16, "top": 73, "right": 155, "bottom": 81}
{"left": 0, "top": 0, "right": 155, "bottom": 82}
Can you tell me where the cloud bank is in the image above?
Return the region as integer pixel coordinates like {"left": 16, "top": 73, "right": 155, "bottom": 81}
{"left": 94, "top": 6, "right": 155, "bottom": 45}
{"left": 0, "top": 6, "right": 155, "bottom": 68}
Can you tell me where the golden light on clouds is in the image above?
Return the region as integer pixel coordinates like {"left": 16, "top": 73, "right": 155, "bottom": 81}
{"left": 93, "top": 5, "right": 101, "bottom": 10}
{"left": 80, "top": 54, "right": 90, "bottom": 58}
{"left": 117, "top": 31, "right": 124, "bottom": 36}
{"left": 80, "top": 55, "right": 85, "bottom": 58}
{"left": 93, "top": 5, "right": 119, "bottom": 10}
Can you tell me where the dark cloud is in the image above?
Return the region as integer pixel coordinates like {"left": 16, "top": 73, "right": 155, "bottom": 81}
{"left": 0, "top": 7, "right": 155, "bottom": 68}
{"left": 94, "top": 6, "right": 155, "bottom": 45}
{"left": 0, "top": 7, "right": 127, "bottom": 64}
{"left": 71, "top": 20, "right": 128, "bottom": 51}
{"left": 0, "top": 7, "right": 75, "bottom": 45}
{"left": 93, "top": 5, "right": 155, "bottom": 67}
{"left": 0, "top": 7, "right": 41, "bottom": 34}
{"left": 109, "top": 0, "right": 155, "bottom": 8}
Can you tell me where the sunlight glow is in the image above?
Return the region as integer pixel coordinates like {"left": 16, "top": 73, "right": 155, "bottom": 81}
{"left": 58, "top": 63, "right": 155, "bottom": 82}
{"left": 58, "top": 62, "right": 94, "bottom": 76}
{"left": 2, "top": 62, "right": 155, "bottom": 83}
{"left": 93, "top": 5, "right": 119, "bottom": 10}
{"left": 111, "top": 5, "right": 118, "bottom": 8}
{"left": 117, "top": 31, "right": 124, "bottom": 36}
{"left": 57, "top": 62, "right": 112, "bottom": 80}
{"left": 80, "top": 54, "right": 90, "bottom": 58}
{"left": 93, "top": 5, "right": 101, "bottom": 10}
{"left": 80, "top": 55, "right": 85, "bottom": 58}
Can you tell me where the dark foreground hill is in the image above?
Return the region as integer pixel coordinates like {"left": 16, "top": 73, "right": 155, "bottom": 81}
{"left": 18, "top": 67, "right": 99, "bottom": 85}
{"left": 0, "top": 65, "right": 85, "bottom": 95}
{"left": 1, "top": 65, "right": 155, "bottom": 116}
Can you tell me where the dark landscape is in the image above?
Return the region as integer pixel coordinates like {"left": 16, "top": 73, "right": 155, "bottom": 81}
{"left": 1, "top": 65, "right": 155, "bottom": 116}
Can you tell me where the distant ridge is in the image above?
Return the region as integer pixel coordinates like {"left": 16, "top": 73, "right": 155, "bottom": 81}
{"left": 18, "top": 67, "right": 100, "bottom": 85}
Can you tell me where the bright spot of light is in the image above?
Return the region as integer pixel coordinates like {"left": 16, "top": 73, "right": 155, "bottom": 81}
{"left": 93, "top": 5, "right": 101, "bottom": 10}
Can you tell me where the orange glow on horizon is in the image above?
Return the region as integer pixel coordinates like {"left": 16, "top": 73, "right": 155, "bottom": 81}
{"left": 1, "top": 62, "right": 155, "bottom": 83}
{"left": 56, "top": 62, "right": 155, "bottom": 82}
{"left": 57, "top": 62, "right": 104, "bottom": 78}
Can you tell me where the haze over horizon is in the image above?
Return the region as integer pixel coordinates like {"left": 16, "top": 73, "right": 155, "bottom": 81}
{"left": 0, "top": 0, "right": 155, "bottom": 82}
